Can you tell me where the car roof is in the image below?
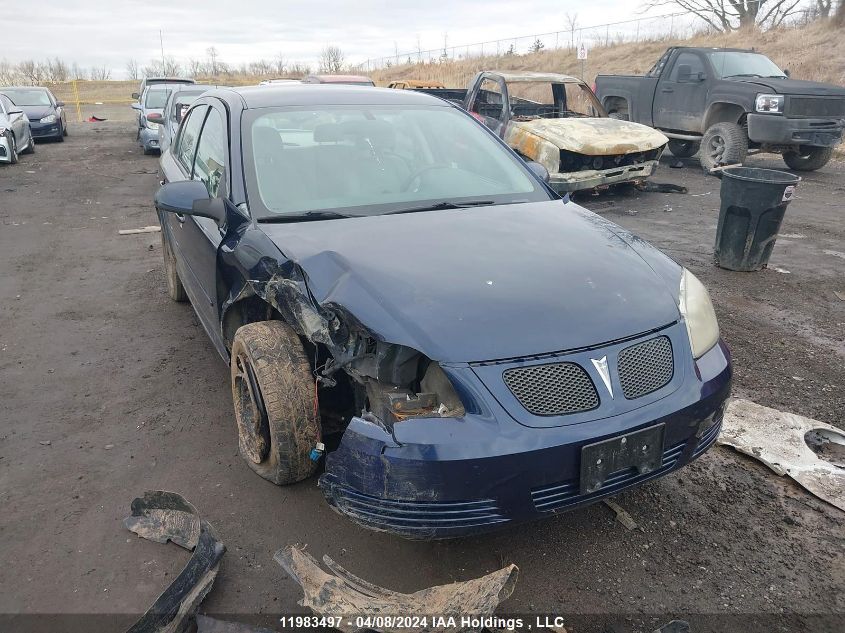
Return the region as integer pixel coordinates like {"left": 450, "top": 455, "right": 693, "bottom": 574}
{"left": 672, "top": 46, "right": 755, "bottom": 53}
{"left": 306, "top": 74, "right": 373, "bottom": 83}
{"left": 145, "top": 77, "right": 196, "bottom": 83}
{"left": 1, "top": 86, "right": 51, "bottom": 91}
{"left": 202, "top": 84, "right": 448, "bottom": 109}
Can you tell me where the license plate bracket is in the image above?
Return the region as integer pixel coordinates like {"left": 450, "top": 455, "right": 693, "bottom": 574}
{"left": 579, "top": 424, "right": 665, "bottom": 495}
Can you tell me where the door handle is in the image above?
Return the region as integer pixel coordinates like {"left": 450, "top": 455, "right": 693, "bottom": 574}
{"left": 661, "top": 88, "right": 674, "bottom": 93}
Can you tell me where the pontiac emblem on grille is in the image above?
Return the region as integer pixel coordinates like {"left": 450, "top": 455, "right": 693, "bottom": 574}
{"left": 591, "top": 356, "right": 613, "bottom": 398}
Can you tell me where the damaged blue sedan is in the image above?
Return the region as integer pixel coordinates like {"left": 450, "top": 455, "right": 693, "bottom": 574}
{"left": 154, "top": 85, "right": 731, "bottom": 539}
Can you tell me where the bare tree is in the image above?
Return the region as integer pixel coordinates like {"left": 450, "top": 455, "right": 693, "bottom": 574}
{"left": 318, "top": 45, "right": 345, "bottom": 73}
{"left": 646, "top": 0, "right": 804, "bottom": 31}
{"left": 125, "top": 59, "right": 140, "bottom": 80}
{"left": 143, "top": 56, "right": 182, "bottom": 78}
{"left": 206, "top": 46, "right": 219, "bottom": 75}
{"left": 835, "top": 0, "right": 845, "bottom": 24}
{"left": 0, "top": 60, "right": 19, "bottom": 85}
{"left": 70, "top": 63, "right": 86, "bottom": 80}
{"left": 286, "top": 61, "right": 311, "bottom": 77}
{"left": 813, "top": 0, "right": 832, "bottom": 17}
{"left": 90, "top": 65, "right": 111, "bottom": 81}
{"left": 274, "top": 53, "right": 286, "bottom": 75}
{"left": 565, "top": 12, "right": 579, "bottom": 48}
{"left": 46, "top": 57, "right": 69, "bottom": 82}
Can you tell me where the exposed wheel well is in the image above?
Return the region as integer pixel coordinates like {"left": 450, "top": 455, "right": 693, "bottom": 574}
{"left": 703, "top": 103, "right": 747, "bottom": 131}
{"left": 603, "top": 96, "right": 629, "bottom": 115}
{"left": 222, "top": 295, "right": 275, "bottom": 350}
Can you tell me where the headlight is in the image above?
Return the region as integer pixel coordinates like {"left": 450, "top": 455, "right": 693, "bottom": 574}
{"left": 678, "top": 269, "right": 719, "bottom": 359}
{"left": 40, "top": 114, "right": 57, "bottom": 124}
{"left": 755, "top": 94, "right": 783, "bottom": 114}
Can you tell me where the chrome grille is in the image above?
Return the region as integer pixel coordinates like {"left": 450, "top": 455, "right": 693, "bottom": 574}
{"left": 503, "top": 362, "right": 599, "bottom": 416}
{"left": 618, "top": 336, "right": 674, "bottom": 399}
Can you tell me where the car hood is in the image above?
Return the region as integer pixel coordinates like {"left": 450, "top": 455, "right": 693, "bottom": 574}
{"left": 260, "top": 200, "right": 681, "bottom": 363}
{"left": 506, "top": 118, "right": 668, "bottom": 156}
{"left": 730, "top": 77, "right": 845, "bottom": 97}
{"left": 20, "top": 105, "right": 54, "bottom": 120}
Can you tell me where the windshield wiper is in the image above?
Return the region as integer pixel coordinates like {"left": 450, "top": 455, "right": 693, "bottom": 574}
{"left": 723, "top": 73, "right": 763, "bottom": 78}
{"left": 257, "top": 210, "right": 355, "bottom": 223}
{"left": 380, "top": 200, "right": 495, "bottom": 216}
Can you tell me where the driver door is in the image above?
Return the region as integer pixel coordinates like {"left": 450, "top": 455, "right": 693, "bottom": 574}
{"left": 652, "top": 51, "right": 709, "bottom": 133}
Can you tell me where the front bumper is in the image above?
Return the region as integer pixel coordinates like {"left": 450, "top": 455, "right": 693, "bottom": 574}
{"left": 549, "top": 160, "right": 660, "bottom": 193}
{"left": 320, "top": 330, "right": 732, "bottom": 539}
{"left": 30, "top": 120, "right": 62, "bottom": 140}
{"left": 747, "top": 114, "right": 844, "bottom": 147}
{"left": 139, "top": 126, "right": 161, "bottom": 151}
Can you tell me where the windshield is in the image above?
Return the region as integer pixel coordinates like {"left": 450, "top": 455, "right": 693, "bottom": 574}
{"left": 2, "top": 89, "right": 51, "bottom": 107}
{"left": 708, "top": 52, "right": 786, "bottom": 79}
{"left": 507, "top": 81, "right": 605, "bottom": 119}
{"left": 247, "top": 105, "right": 550, "bottom": 218}
{"left": 171, "top": 95, "right": 200, "bottom": 119}
{"left": 145, "top": 88, "right": 172, "bottom": 108}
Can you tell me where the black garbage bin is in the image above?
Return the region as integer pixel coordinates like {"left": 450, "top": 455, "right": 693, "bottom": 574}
{"left": 714, "top": 167, "right": 800, "bottom": 271}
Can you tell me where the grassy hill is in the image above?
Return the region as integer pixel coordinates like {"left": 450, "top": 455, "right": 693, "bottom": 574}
{"left": 369, "top": 20, "right": 844, "bottom": 88}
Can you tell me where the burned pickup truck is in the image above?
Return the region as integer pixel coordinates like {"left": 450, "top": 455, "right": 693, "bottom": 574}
{"left": 392, "top": 71, "right": 669, "bottom": 193}
{"left": 596, "top": 47, "right": 845, "bottom": 172}
{"left": 154, "top": 84, "right": 730, "bottom": 538}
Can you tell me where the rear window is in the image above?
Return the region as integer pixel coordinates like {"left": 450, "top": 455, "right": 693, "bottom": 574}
{"left": 145, "top": 88, "right": 172, "bottom": 109}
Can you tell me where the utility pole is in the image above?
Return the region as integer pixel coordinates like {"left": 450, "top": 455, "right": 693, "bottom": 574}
{"left": 159, "top": 30, "right": 166, "bottom": 77}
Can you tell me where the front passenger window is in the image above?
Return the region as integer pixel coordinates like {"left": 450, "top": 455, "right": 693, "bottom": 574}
{"left": 193, "top": 109, "right": 227, "bottom": 197}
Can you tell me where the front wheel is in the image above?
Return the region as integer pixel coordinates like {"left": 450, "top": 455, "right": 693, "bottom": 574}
{"left": 782, "top": 146, "right": 833, "bottom": 171}
{"left": 22, "top": 134, "right": 35, "bottom": 154}
{"left": 161, "top": 232, "right": 187, "bottom": 302}
{"left": 700, "top": 122, "right": 748, "bottom": 174}
{"left": 230, "top": 321, "right": 319, "bottom": 485}
{"left": 668, "top": 139, "right": 700, "bottom": 158}
{"left": 8, "top": 135, "right": 18, "bottom": 164}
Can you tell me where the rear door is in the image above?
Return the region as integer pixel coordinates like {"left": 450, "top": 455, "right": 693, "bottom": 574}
{"left": 652, "top": 51, "right": 709, "bottom": 132}
{"left": 466, "top": 75, "right": 508, "bottom": 137}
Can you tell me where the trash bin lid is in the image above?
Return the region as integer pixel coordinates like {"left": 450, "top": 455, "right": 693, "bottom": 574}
{"left": 722, "top": 167, "right": 800, "bottom": 185}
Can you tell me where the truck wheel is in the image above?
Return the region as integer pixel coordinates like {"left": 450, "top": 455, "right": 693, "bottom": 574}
{"left": 700, "top": 122, "right": 747, "bottom": 173}
{"left": 230, "top": 321, "right": 319, "bottom": 485}
{"left": 161, "top": 232, "right": 187, "bottom": 302}
{"left": 668, "top": 139, "right": 700, "bottom": 158}
{"left": 782, "top": 146, "right": 833, "bottom": 171}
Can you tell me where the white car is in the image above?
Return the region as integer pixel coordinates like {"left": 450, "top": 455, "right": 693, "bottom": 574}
{"left": 0, "top": 92, "right": 35, "bottom": 164}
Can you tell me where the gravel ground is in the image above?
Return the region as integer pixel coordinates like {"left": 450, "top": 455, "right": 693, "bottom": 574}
{"left": 0, "top": 122, "right": 842, "bottom": 633}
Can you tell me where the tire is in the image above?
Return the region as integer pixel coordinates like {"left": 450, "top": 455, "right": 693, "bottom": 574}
{"left": 62, "top": 121, "right": 68, "bottom": 137}
{"left": 782, "top": 146, "right": 833, "bottom": 171}
{"left": 22, "top": 134, "right": 35, "bottom": 154}
{"left": 9, "top": 135, "right": 18, "bottom": 164}
{"left": 161, "top": 231, "right": 187, "bottom": 302}
{"left": 230, "top": 321, "right": 319, "bottom": 485}
{"left": 668, "top": 139, "right": 700, "bottom": 158}
{"left": 700, "top": 122, "right": 748, "bottom": 173}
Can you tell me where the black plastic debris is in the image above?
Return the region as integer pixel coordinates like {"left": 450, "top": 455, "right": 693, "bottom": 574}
{"left": 124, "top": 491, "right": 226, "bottom": 633}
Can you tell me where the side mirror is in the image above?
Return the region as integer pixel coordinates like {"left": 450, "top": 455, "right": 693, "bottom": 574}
{"left": 55, "top": 101, "right": 65, "bottom": 107}
{"left": 155, "top": 180, "right": 226, "bottom": 224}
{"left": 676, "top": 64, "right": 692, "bottom": 82}
{"left": 146, "top": 112, "right": 163, "bottom": 124}
{"left": 525, "top": 160, "right": 550, "bottom": 184}
{"left": 132, "top": 92, "right": 140, "bottom": 99}
{"left": 783, "top": 69, "right": 790, "bottom": 77}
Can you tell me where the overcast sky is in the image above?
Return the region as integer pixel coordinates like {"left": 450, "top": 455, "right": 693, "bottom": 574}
{"left": 4, "top": 1, "right": 676, "bottom": 76}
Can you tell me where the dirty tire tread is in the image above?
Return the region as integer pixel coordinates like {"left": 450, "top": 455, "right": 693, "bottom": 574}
{"left": 668, "top": 139, "right": 700, "bottom": 158}
{"left": 700, "top": 122, "right": 748, "bottom": 174}
{"left": 230, "top": 321, "right": 319, "bottom": 485}
{"left": 9, "top": 136, "right": 18, "bottom": 164}
{"left": 22, "top": 137, "right": 35, "bottom": 154}
{"left": 161, "top": 232, "right": 188, "bottom": 302}
{"left": 782, "top": 146, "right": 833, "bottom": 171}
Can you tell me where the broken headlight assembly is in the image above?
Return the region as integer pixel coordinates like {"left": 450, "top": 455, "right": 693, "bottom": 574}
{"left": 678, "top": 268, "right": 719, "bottom": 359}
{"left": 755, "top": 94, "right": 784, "bottom": 114}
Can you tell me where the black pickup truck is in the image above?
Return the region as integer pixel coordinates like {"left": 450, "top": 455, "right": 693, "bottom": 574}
{"left": 595, "top": 47, "right": 845, "bottom": 172}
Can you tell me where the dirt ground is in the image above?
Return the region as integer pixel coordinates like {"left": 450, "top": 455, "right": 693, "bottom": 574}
{"left": 0, "top": 122, "right": 842, "bottom": 633}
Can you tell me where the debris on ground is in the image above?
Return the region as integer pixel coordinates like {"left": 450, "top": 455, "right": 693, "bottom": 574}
{"left": 772, "top": 267, "right": 791, "bottom": 274}
{"left": 689, "top": 191, "right": 712, "bottom": 197}
{"left": 38, "top": 440, "right": 51, "bottom": 446}
{"left": 87, "top": 116, "right": 108, "bottom": 122}
{"left": 624, "top": 209, "right": 638, "bottom": 216}
{"left": 274, "top": 545, "right": 518, "bottom": 633}
{"left": 719, "top": 399, "right": 845, "bottom": 512}
{"left": 119, "top": 226, "right": 161, "bottom": 235}
{"left": 835, "top": 290, "right": 845, "bottom": 301}
{"left": 603, "top": 499, "right": 638, "bottom": 531}
{"left": 635, "top": 181, "right": 688, "bottom": 194}
{"left": 654, "top": 621, "right": 691, "bottom": 633}
{"left": 124, "top": 491, "right": 226, "bottom": 633}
